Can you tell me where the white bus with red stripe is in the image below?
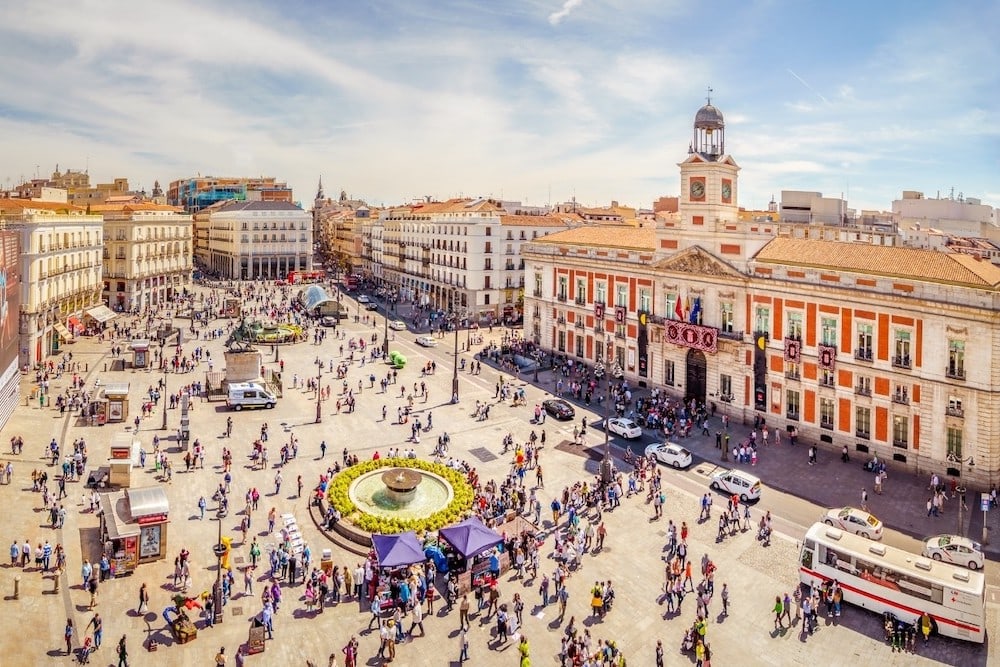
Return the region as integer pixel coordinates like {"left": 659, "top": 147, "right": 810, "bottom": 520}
{"left": 799, "top": 523, "right": 985, "bottom": 643}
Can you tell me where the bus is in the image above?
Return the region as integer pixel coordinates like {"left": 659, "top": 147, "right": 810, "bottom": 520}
{"left": 287, "top": 270, "right": 326, "bottom": 285}
{"left": 799, "top": 523, "right": 985, "bottom": 643}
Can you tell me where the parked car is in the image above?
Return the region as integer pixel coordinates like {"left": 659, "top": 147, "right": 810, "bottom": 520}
{"left": 364, "top": 302, "right": 379, "bottom": 310}
{"left": 922, "top": 534, "right": 984, "bottom": 570}
{"left": 357, "top": 295, "right": 371, "bottom": 304}
{"left": 389, "top": 320, "right": 407, "bottom": 331}
{"left": 542, "top": 399, "right": 575, "bottom": 421}
{"left": 605, "top": 417, "right": 642, "bottom": 439}
{"left": 415, "top": 336, "right": 437, "bottom": 347}
{"left": 644, "top": 442, "right": 693, "bottom": 469}
{"left": 709, "top": 469, "right": 762, "bottom": 502}
{"left": 320, "top": 316, "right": 338, "bottom": 327}
{"left": 821, "top": 507, "right": 883, "bottom": 540}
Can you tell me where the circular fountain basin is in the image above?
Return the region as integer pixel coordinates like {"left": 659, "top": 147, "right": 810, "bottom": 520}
{"left": 349, "top": 467, "right": 453, "bottom": 521}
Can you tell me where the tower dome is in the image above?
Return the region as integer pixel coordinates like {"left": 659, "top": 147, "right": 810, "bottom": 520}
{"left": 690, "top": 89, "right": 725, "bottom": 161}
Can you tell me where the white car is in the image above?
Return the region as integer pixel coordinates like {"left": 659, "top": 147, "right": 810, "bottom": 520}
{"left": 357, "top": 295, "right": 371, "bottom": 304}
{"left": 822, "top": 507, "right": 883, "bottom": 540}
{"left": 645, "top": 442, "right": 692, "bottom": 469}
{"left": 922, "top": 534, "right": 984, "bottom": 570}
{"left": 389, "top": 320, "right": 407, "bottom": 331}
{"left": 415, "top": 336, "right": 437, "bottom": 347}
{"left": 709, "top": 469, "right": 762, "bottom": 501}
{"left": 605, "top": 417, "right": 642, "bottom": 439}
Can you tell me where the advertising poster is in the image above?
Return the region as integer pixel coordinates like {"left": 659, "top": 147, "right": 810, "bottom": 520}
{"left": 0, "top": 231, "right": 22, "bottom": 431}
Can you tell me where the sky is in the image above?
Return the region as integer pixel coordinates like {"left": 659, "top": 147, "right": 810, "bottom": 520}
{"left": 0, "top": 0, "right": 997, "bottom": 213}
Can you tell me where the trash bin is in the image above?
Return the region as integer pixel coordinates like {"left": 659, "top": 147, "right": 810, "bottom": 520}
{"left": 321, "top": 548, "right": 333, "bottom": 575}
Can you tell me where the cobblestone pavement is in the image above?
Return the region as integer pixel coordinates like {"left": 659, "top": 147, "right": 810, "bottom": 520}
{"left": 0, "top": 286, "right": 994, "bottom": 666}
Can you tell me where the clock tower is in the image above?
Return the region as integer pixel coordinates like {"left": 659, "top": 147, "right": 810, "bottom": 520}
{"left": 678, "top": 91, "right": 740, "bottom": 229}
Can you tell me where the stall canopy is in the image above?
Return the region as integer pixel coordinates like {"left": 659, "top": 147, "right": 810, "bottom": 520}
{"left": 86, "top": 305, "right": 119, "bottom": 323}
{"left": 372, "top": 531, "right": 426, "bottom": 568}
{"left": 439, "top": 517, "right": 503, "bottom": 559}
{"left": 126, "top": 485, "right": 170, "bottom": 518}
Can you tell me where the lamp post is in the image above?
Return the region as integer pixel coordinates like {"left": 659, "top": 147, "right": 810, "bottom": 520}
{"left": 315, "top": 358, "right": 323, "bottom": 423}
{"left": 212, "top": 510, "right": 226, "bottom": 624}
{"left": 383, "top": 306, "right": 389, "bottom": 358}
{"left": 451, "top": 310, "right": 460, "bottom": 403}
{"left": 159, "top": 338, "right": 168, "bottom": 430}
{"left": 599, "top": 337, "right": 615, "bottom": 486}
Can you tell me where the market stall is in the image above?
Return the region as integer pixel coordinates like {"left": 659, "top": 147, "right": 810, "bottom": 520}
{"left": 130, "top": 339, "right": 151, "bottom": 368}
{"left": 438, "top": 517, "right": 504, "bottom": 595}
{"left": 98, "top": 485, "right": 170, "bottom": 577}
{"left": 369, "top": 532, "right": 427, "bottom": 611}
{"left": 108, "top": 432, "right": 142, "bottom": 487}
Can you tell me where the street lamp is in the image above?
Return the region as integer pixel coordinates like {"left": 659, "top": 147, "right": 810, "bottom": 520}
{"left": 211, "top": 510, "right": 226, "bottom": 624}
{"left": 159, "top": 338, "right": 168, "bottom": 431}
{"left": 383, "top": 306, "right": 389, "bottom": 358}
{"left": 451, "top": 310, "right": 460, "bottom": 403}
{"left": 315, "top": 358, "right": 323, "bottom": 423}
{"left": 599, "top": 336, "right": 616, "bottom": 486}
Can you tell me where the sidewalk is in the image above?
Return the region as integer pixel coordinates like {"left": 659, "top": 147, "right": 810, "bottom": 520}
{"left": 485, "top": 357, "right": 1000, "bottom": 558}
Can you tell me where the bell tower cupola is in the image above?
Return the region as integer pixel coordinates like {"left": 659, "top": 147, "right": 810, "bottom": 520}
{"left": 690, "top": 87, "right": 725, "bottom": 161}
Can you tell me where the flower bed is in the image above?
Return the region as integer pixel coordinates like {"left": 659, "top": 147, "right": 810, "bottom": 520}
{"left": 327, "top": 458, "right": 474, "bottom": 534}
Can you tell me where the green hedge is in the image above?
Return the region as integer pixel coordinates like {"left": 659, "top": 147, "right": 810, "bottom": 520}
{"left": 327, "top": 458, "right": 474, "bottom": 534}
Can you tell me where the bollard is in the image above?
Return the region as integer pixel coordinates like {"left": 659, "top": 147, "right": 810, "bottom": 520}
{"left": 53, "top": 574, "right": 60, "bottom": 593}
{"left": 104, "top": 364, "right": 107, "bottom": 372}
{"left": 13, "top": 576, "right": 20, "bottom": 599}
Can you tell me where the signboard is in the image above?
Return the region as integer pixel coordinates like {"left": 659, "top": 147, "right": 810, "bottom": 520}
{"left": 665, "top": 321, "right": 718, "bottom": 354}
{"left": 982, "top": 493, "right": 990, "bottom": 513}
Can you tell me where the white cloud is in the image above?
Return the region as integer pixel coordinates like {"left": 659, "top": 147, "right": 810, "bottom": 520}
{"left": 548, "top": 0, "right": 583, "bottom": 25}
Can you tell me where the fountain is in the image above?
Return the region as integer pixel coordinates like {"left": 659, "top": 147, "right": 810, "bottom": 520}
{"left": 381, "top": 468, "right": 423, "bottom": 504}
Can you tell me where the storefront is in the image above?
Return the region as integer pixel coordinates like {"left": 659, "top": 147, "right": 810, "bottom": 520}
{"left": 108, "top": 432, "right": 142, "bottom": 488}
{"left": 85, "top": 305, "right": 119, "bottom": 333}
{"left": 130, "top": 340, "right": 150, "bottom": 369}
{"left": 97, "top": 383, "right": 130, "bottom": 424}
{"left": 98, "top": 485, "right": 170, "bottom": 577}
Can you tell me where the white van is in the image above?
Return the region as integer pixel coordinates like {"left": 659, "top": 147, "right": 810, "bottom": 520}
{"left": 709, "top": 469, "right": 762, "bottom": 501}
{"left": 226, "top": 382, "right": 277, "bottom": 411}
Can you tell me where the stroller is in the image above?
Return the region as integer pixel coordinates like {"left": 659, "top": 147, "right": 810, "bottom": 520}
{"left": 680, "top": 627, "right": 696, "bottom": 652}
{"left": 76, "top": 637, "right": 95, "bottom": 664}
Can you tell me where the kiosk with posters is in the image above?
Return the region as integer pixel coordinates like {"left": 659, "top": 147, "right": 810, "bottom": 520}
{"left": 130, "top": 340, "right": 151, "bottom": 368}
{"left": 97, "top": 383, "right": 130, "bottom": 423}
{"left": 98, "top": 485, "right": 170, "bottom": 577}
{"left": 108, "top": 432, "right": 142, "bottom": 488}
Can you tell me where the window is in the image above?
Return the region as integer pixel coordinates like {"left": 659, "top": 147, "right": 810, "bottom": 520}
{"left": 947, "top": 395, "right": 964, "bottom": 418}
{"left": 821, "top": 317, "right": 837, "bottom": 347}
{"left": 893, "top": 331, "right": 911, "bottom": 368}
{"left": 615, "top": 284, "right": 627, "bottom": 308}
{"left": 946, "top": 427, "right": 962, "bottom": 459}
{"left": 576, "top": 279, "right": 586, "bottom": 305}
{"left": 948, "top": 340, "right": 965, "bottom": 379}
{"left": 855, "top": 375, "right": 872, "bottom": 396}
{"left": 856, "top": 323, "right": 873, "bottom": 360}
{"left": 787, "top": 312, "right": 803, "bottom": 340}
{"left": 534, "top": 274, "right": 542, "bottom": 297}
{"left": 719, "top": 374, "right": 732, "bottom": 400}
{"left": 892, "top": 415, "right": 908, "bottom": 448}
{"left": 667, "top": 295, "right": 680, "bottom": 320}
{"left": 557, "top": 277, "right": 568, "bottom": 301}
{"left": 556, "top": 330, "right": 566, "bottom": 353}
{"left": 575, "top": 335, "right": 584, "bottom": 358}
{"left": 638, "top": 288, "right": 651, "bottom": 313}
{"left": 786, "top": 390, "right": 800, "bottom": 420}
{"left": 820, "top": 398, "right": 835, "bottom": 430}
{"left": 485, "top": 226, "right": 492, "bottom": 236}
{"left": 856, "top": 406, "right": 871, "bottom": 439}
{"left": 720, "top": 303, "right": 734, "bottom": 333}
{"left": 755, "top": 306, "right": 770, "bottom": 335}
{"left": 484, "top": 241, "right": 492, "bottom": 253}
{"left": 665, "top": 360, "right": 675, "bottom": 386}
{"left": 785, "top": 361, "right": 800, "bottom": 379}
{"left": 484, "top": 276, "right": 491, "bottom": 289}
{"left": 484, "top": 258, "right": 492, "bottom": 270}
{"left": 820, "top": 368, "right": 835, "bottom": 387}
{"left": 595, "top": 282, "right": 607, "bottom": 305}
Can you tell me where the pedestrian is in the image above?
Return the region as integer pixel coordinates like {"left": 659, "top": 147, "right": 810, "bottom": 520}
{"left": 808, "top": 445, "right": 817, "bottom": 465}
{"left": 117, "top": 635, "right": 128, "bottom": 667}
{"left": 459, "top": 594, "right": 470, "bottom": 630}
{"left": 721, "top": 582, "right": 729, "bottom": 616}
{"left": 138, "top": 582, "right": 149, "bottom": 613}
{"left": 459, "top": 627, "right": 469, "bottom": 662}
{"left": 841, "top": 445, "right": 849, "bottom": 463}
{"left": 87, "top": 612, "right": 103, "bottom": 649}
{"left": 773, "top": 596, "right": 784, "bottom": 628}
{"left": 875, "top": 471, "right": 884, "bottom": 495}
{"left": 861, "top": 488, "right": 869, "bottom": 511}
{"left": 64, "top": 618, "right": 74, "bottom": 655}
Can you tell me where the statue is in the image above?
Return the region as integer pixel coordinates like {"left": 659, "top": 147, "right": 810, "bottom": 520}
{"left": 225, "top": 317, "right": 257, "bottom": 352}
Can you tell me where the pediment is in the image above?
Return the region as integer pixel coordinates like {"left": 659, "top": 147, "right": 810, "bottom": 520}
{"left": 653, "top": 246, "right": 745, "bottom": 278}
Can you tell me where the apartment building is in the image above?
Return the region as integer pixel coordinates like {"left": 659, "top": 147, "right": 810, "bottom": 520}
{"left": 95, "top": 202, "right": 194, "bottom": 312}
{"left": 168, "top": 176, "right": 294, "bottom": 214}
{"left": 0, "top": 198, "right": 104, "bottom": 366}
{"left": 199, "top": 200, "right": 312, "bottom": 280}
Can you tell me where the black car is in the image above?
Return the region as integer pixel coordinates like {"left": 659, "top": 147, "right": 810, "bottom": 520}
{"left": 364, "top": 302, "right": 379, "bottom": 311}
{"left": 542, "top": 399, "right": 575, "bottom": 420}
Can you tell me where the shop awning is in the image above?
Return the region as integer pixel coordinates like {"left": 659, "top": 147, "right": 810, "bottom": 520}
{"left": 68, "top": 316, "right": 82, "bottom": 332}
{"left": 100, "top": 492, "right": 138, "bottom": 540}
{"left": 86, "top": 305, "right": 119, "bottom": 323}
{"left": 126, "top": 486, "right": 170, "bottom": 518}
{"left": 372, "top": 532, "right": 426, "bottom": 568}
{"left": 438, "top": 517, "right": 503, "bottom": 559}
{"left": 53, "top": 322, "right": 72, "bottom": 339}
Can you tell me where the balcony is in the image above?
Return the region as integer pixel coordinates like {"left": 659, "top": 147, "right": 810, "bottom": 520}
{"left": 532, "top": 311, "right": 540, "bottom": 320}
{"left": 574, "top": 297, "right": 586, "bottom": 306}
{"left": 593, "top": 325, "right": 604, "bottom": 334}
{"left": 892, "top": 439, "right": 908, "bottom": 449}
{"left": 786, "top": 411, "right": 800, "bottom": 421}
{"left": 892, "top": 355, "right": 911, "bottom": 369}
{"left": 614, "top": 331, "right": 626, "bottom": 340}
{"left": 556, "top": 316, "right": 566, "bottom": 325}
{"left": 891, "top": 390, "right": 909, "bottom": 405}
{"left": 785, "top": 370, "right": 801, "bottom": 381}
{"left": 854, "top": 349, "right": 873, "bottom": 362}
{"left": 946, "top": 406, "right": 964, "bottom": 418}
{"left": 718, "top": 329, "right": 743, "bottom": 341}
{"left": 785, "top": 333, "right": 802, "bottom": 342}
{"left": 854, "top": 385, "right": 872, "bottom": 397}
{"left": 532, "top": 289, "right": 543, "bottom": 298}
{"left": 820, "top": 420, "right": 834, "bottom": 431}
{"left": 855, "top": 430, "right": 870, "bottom": 440}
{"left": 556, "top": 294, "right": 568, "bottom": 303}
{"left": 946, "top": 366, "right": 966, "bottom": 380}
{"left": 574, "top": 320, "right": 585, "bottom": 330}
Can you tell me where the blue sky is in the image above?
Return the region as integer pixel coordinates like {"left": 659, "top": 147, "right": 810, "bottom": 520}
{"left": 0, "top": 0, "right": 996, "bottom": 212}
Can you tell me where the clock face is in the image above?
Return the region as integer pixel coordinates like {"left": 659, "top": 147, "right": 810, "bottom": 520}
{"left": 690, "top": 180, "right": 705, "bottom": 199}
{"left": 721, "top": 182, "right": 732, "bottom": 200}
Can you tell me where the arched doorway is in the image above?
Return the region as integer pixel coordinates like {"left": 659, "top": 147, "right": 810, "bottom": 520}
{"left": 686, "top": 348, "right": 707, "bottom": 406}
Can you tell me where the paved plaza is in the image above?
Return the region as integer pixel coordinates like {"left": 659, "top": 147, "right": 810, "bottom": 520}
{"left": 1, "top": 285, "right": 996, "bottom": 666}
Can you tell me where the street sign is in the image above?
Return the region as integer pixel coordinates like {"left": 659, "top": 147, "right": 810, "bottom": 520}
{"left": 982, "top": 493, "right": 990, "bottom": 512}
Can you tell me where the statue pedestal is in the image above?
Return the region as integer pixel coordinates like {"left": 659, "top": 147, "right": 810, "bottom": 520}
{"left": 225, "top": 350, "right": 263, "bottom": 383}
